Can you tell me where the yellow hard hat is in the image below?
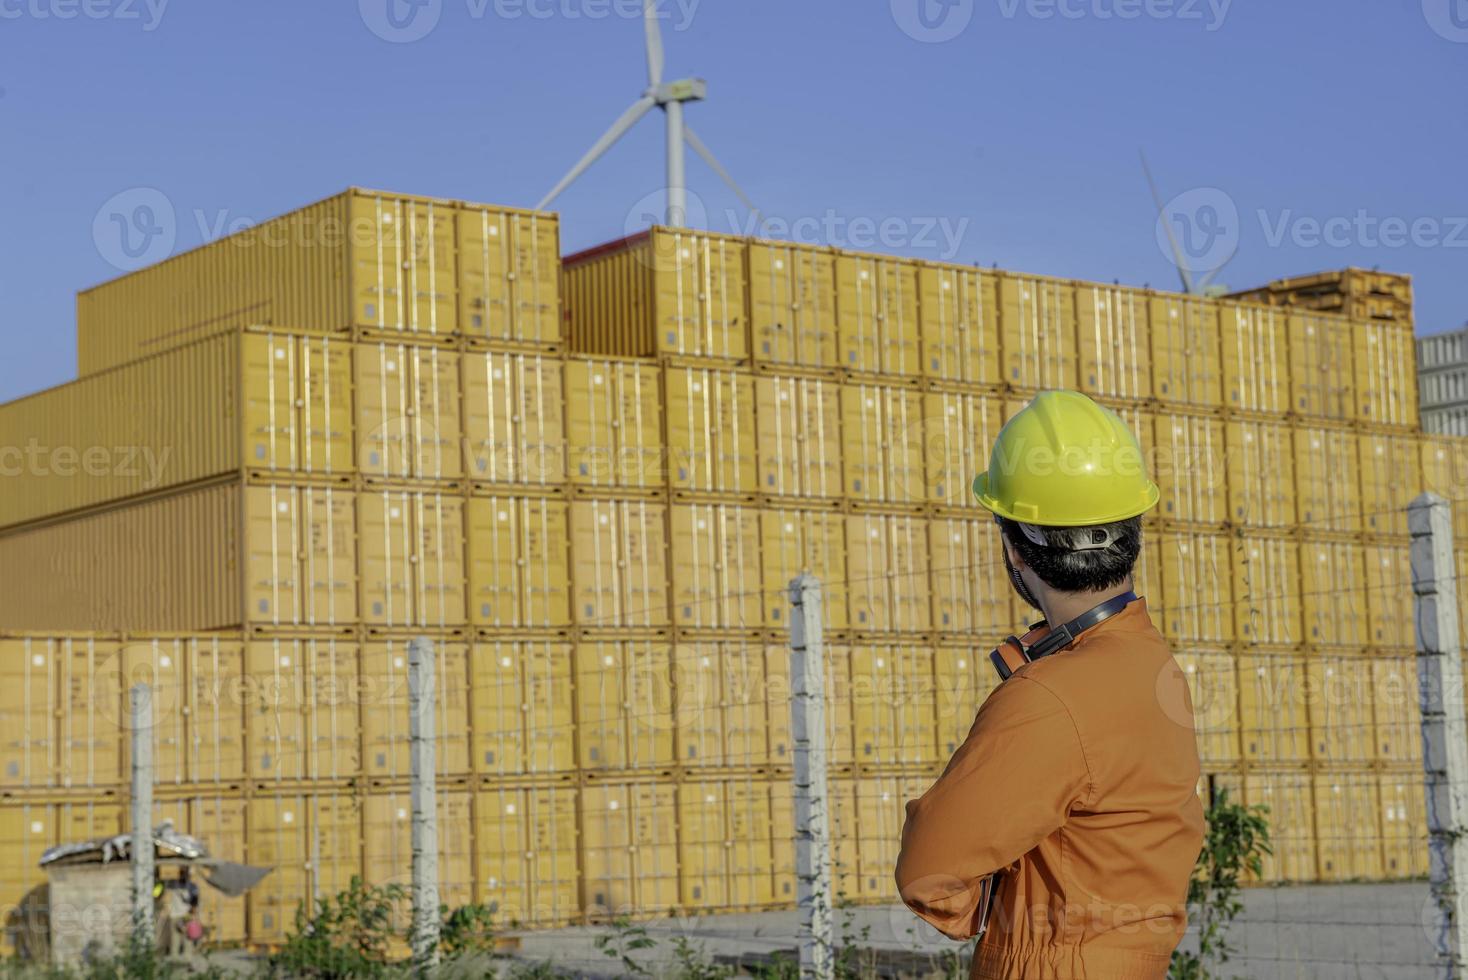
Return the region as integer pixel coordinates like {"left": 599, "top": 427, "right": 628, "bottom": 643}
{"left": 972, "top": 390, "right": 1159, "bottom": 526}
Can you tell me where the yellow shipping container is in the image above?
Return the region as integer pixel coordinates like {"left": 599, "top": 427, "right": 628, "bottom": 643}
{"left": 854, "top": 775, "right": 927, "bottom": 902}
{"left": 244, "top": 639, "right": 361, "bottom": 781}
{"left": 1224, "top": 417, "right": 1297, "bottom": 528}
{"left": 928, "top": 511, "right": 1015, "bottom": 636}
{"left": 569, "top": 498, "right": 669, "bottom": 629}
{"left": 121, "top": 634, "right": 251, "bottom": 786}
{"left": 1369, "top": 654, "right": 1421, "bottom": 766}
{"left": 1303, "top": 652, "right": 1376, "bottom": 765}
{"left": 1363, "top": 541, "right": 1412, "bottom": 648}
{"left": 664, "top": 365, "right": 757, "bottom": 496}
{"left": 247, "top": 792, "right": 361, "bottom": 942}
{"left": 1174, "top": 649, "right": 1241, "bottom": 767}
{"left": 475, "top": 784, "right": 579, "bottom": 927}
{"left": 918, "top": 264, "right": 1001, "bottom": 386}
{"left": 1153, "top": 412, "right": 1227, "bottom": 526}
{"left": 1149, "top": 294, "right": 1223, "bottom": 408}
{"left": 747, "top": 241, "right": 839, "bottom": 371}
{"left": 466, "top": 496, "right": 571, "bottom": 629}
{"left": 0, "top": 481, "right": 366, "bottom": 633}
{"left": 1286, "top": 313, "right": 1356, "bottom": 421}
{"left": 0, "top": 637, "right": 135, "bottom": 792}
{"left": 1243, "top": 769, "right": 1316, "bottom": 882}
{"left": 462, "top": 350, "right": 566, "bottom": 487}
{"left": 998, "top": 273, "right": 1078, "bottom": 390}
{"left": 934, "top": 644, "right": 1001, "bottom": 759}
{"left": 78, "top": 190, "right": 559, "bottom": 375}
{"left": 1155, "top": 528, "right": 1232, "bottom": 645}
{"left": 835, "top": 252, "right": 921, "bottom": 376}
{"left": 850, "top": 645, "right": 938, "bottom": 766}
{"left": 922, "top": 389, "right": 1004, "bottom": 509}
{"left": 753, "top": 641, "right": 853, "bottom": 769}
{"left": 841, "top": 380, "right": 925, "bottom": 506}
{"left": 1239, "top": 653, "right": 1309, "bottom": 763}
{"left": 1293, "top": 424, "right": 1361, "bottom": 533}
{"left": 470, "top": 639, "right": 573, "bottom": 776}
{"left": 1379, "top": 770, "right": 1430, "bottom": 878}
{"left": 1300, "top": 538, "right": 1368, "bottom": 646}
{"left": 1233, "top": 531, "right": 1303, "bottom": 645}
{"left": 1357, "top": 430, "right": 1420, "bottom": 538}
{"left": 846, "top": 511, "right": 932, "bottom": 633}
{"left": 361, "top": 639, "right": 469, "bottom": 778}
{"left": 1313, "top": 770, "right": 1384, "bottom": 881}
{"left": 363, "top": 789, "right": 475, "bottom": 921}
{"left": 668, "top": 503, "right": 762, "bottom": 630}
{"left": 563, "top": 358, "right": 663, "bottom": 489}
{"left": 1420, "top": 437, "right": 1468, "bottom": 527}
{"left": 677, "top": 779, "right": 778, "bottom": 911}
{"left": 1076, "top": 284, "right": 1151, "bottom": 401}
{"left": 580, "top": 782, "right": 679, "bottom": 917}
{"left": 358, "top": 490, "right": 466, "bottom": 629}
{"left": 754, "top": 373, "right": 842, "bottom": 500}
{"left": 0, "top": 801, "right": 123, "bottom": 932}
{"left": 573, "top": 640, "right": 674, "bottom": 770}
{"left": 759, "top": 509, "right": 849, "bottom": 631}
{"left": 354, "top": 342, "right": 462, "bottom": 483}
{"left": 1355, "top": 321, "right": 1418, "bottom": 427}
{"left": 563, "top": 228, "right": 748, "bottom": 360}
{"left": 1221, "top": 304, "right": 1288, "bottom": 414}
{"left": 675, "top": 637, "right": 785, "bottom": 769}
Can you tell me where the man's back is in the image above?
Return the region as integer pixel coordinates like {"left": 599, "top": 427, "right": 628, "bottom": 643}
{"left": 896, "top": 600, "right": 1205, "bottom": 980}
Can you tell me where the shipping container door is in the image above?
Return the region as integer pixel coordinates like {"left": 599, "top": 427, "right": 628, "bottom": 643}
{"left": 754, "top": 374, "right": 842, "bottom": 500}
{"left": 1233, "top": 535, "right": 1302, "bottom": 648}
{"left": 836, "top": 254, "right": 921, "bottom": 376}
{"left": 650, "top": 229, "right": 748, "bottom": 359}
{"left": 462, "top": 350, "right": 566, "bottom": 486}
{"left": 569, "top": 499, "right": 670, "bottom": 628}
{"left": 1076, "top": 285, "right": 1151, "bottom": 400}
{"left": 1225, "top": 418, "right": 1297, "bottom": 528}
{"left": 918, "top": 265, "right": 1001, "bottom": 386}
{"left": 748, "top": 241, "right": 838, "bottom": 369}
{"left": 664, "top": 365, "right": 758, "bottom": 495}
{"left": 923, "top": 389, "right": 1003, "bottom": 509}
{"left": 841, "top": 382, "right": 925, "bottom": 505}
{"left": 564, "top": 359, "right": 663, "bottom": 488}
{"left": 356, "top": 343, "right": 463, "bottom": 481}
{"left": 759, "top": 509, "right": 849, "bottom": 630}
{"left": 669, "top": 503, "right": 762, "bottom": 629}
{"left": 466, "top": 496, "right": 571, "bottom": 628}
{"left": 846, "top": 512, "right": 932, "bottom": 633}
{"left": 1154, "top": 413, "right": 1227, "bottom": 526}
{"left": 0, "top": 638, "right": 58, "bottom": 792}
{"left": 999, "top": 274, "right": 1078, "bottom": 390}
{"left": 1149, "top": 295, "right": 1223, "bottom": 408}
{"left": 457, "top": 207, "right": 560, "bottom": 346}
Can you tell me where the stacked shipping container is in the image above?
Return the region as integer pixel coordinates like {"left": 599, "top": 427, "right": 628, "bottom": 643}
{"left": 0, "top": 197, "right": 1444, "bottom": 948}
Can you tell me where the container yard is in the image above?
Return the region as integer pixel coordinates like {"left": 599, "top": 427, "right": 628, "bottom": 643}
{"left": 0, "top": 185, "right": 1452, "bottom": 958}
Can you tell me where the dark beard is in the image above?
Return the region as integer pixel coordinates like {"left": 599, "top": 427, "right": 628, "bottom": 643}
{"left": 1004, "top": 549, "right": 1044, "bottom": 612}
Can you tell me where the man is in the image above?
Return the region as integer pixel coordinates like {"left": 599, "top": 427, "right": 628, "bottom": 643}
{"left": 896, "top": 390, "right": 1205, "bottom": 980}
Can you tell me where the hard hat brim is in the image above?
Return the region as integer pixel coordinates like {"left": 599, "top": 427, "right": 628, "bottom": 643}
{"left": 972, "top": 472, "right": 1161, "bottom": 526}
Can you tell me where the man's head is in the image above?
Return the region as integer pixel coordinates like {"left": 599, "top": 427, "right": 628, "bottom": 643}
{"left": 973, "top": 390, "right": 1158, "bottom": 612}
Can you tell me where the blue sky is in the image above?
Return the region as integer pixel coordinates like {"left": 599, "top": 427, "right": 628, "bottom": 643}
{"left": 2, "top": 0, "right": 1464, "bottom": 401}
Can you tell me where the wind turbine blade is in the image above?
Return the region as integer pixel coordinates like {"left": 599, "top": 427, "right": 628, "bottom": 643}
{"left": 644, "top": 0, "right": 665, "bottom": 87}
{"left": 538, "top": 96, "right": 658, "bottom": 210}
{"left": 1140, "top": 150, "right": 1196, "bottom": 295}
{"left": 684, "top": 125, "right": 759, "bottom": 219}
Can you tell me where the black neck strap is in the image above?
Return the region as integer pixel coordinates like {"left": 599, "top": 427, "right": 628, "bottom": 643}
{"left": 1027, "top": 591, "right": 1139, "bottom": 662}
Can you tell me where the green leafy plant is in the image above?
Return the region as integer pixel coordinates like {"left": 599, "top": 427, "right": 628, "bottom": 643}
{"left": 1169, "top": 789, "right": 1272, "bottom": 980}
{"left": 592, "top": 916, "right": 656, "bottom": 978}
{"left": 270, "top": 876, "right": 405, "bottom": 979}
{"left": 432, "top": 901, "right": 499, "bottom": 959}
{"left": 669, "top": 935, "right": 733, "bottom": 980}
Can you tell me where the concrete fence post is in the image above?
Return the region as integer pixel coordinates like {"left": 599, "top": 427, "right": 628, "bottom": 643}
{"left": 129, "top": 683, "right": 155, "bottom": 948}
{"left": 789, "top": 573, "right": 834, "bottom": 980}
{"left": 1410, "top": 492, "right": 1468, "bottom": 978}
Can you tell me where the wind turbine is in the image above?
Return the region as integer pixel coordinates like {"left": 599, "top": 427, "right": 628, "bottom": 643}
{"left": 1141, "top": 150, "right": 1231, "bottom": 297}
{"left": 537, "top": 0, "right": 757, "bottom": 227}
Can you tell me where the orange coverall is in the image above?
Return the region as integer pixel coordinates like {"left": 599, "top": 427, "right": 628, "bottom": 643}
{"left": 896, "top": 600, "right": 1205, "bottom": 980}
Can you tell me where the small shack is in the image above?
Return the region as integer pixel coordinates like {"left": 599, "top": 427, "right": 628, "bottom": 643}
{"left": 34, "top": 821, "right": 268, "bottom": 967}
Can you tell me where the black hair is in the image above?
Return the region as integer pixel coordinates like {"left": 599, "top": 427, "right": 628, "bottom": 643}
{"left": 997, "top": 516, "right": 1143, "bottom": 593}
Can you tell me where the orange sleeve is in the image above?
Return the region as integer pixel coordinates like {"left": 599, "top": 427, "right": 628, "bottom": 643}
{"left": 894, "top": 675, "right": 1091, "bottom": 940}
